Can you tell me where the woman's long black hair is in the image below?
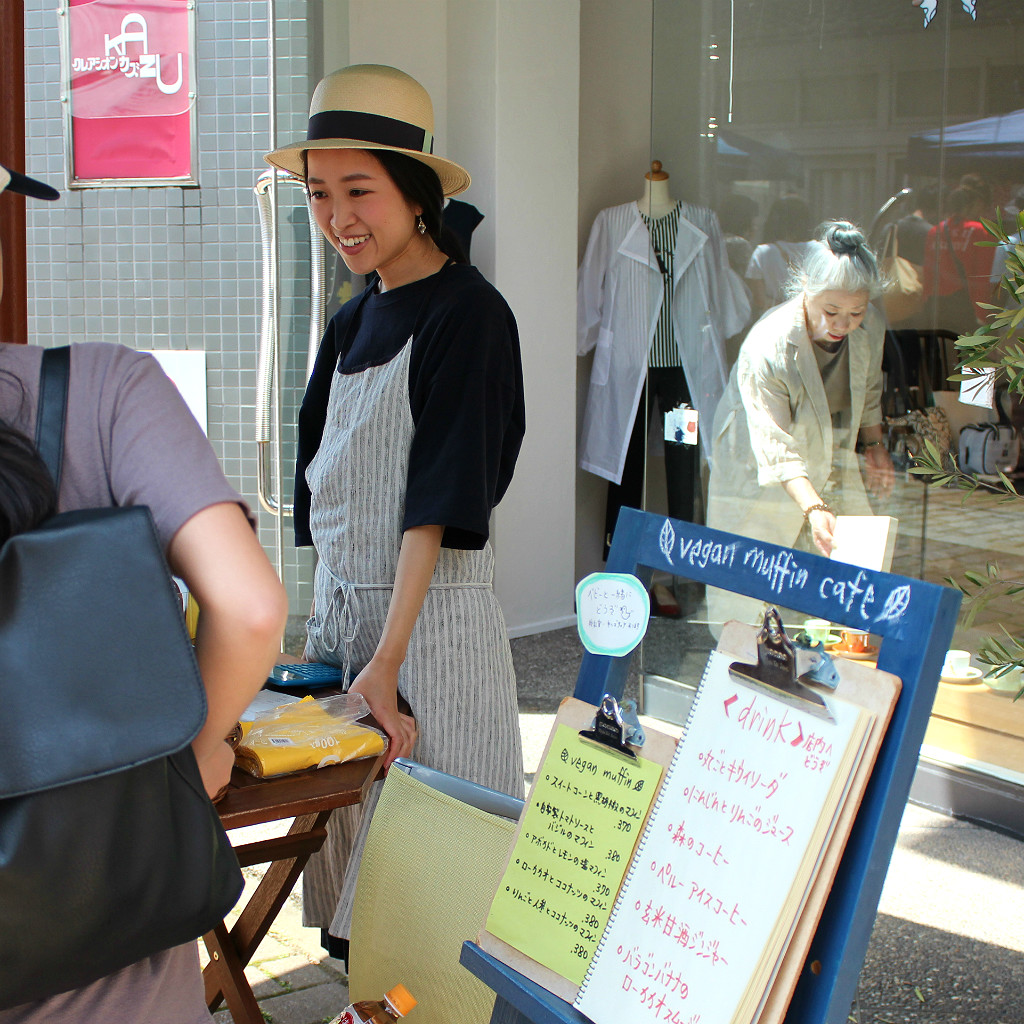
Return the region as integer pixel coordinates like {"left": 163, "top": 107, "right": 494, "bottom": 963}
{"left": 371, "top": 150, "right": 469, "bottom": 264}
{"left": 0, "top": 421, "right": 57, "bottom": 546}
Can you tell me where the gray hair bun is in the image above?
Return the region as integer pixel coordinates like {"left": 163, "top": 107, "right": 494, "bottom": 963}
{"left": 786, "top": 218, "right": 881, "bottom": 299}
{"left": 822, "top": 221, "right": 864, "bottom": 257}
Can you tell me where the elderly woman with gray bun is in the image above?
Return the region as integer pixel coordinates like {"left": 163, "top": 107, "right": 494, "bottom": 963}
{"left": 706, "top": 220, "right": 893, "bottom": 628}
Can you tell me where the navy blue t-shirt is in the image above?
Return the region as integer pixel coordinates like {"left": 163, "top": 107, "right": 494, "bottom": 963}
{"left": 294, "top": 262, "right": 525, "bottom": 550}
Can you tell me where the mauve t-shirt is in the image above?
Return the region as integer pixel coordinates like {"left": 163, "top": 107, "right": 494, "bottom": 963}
{"left": 0, "top": 342, "right": 248, "bottom": 1024}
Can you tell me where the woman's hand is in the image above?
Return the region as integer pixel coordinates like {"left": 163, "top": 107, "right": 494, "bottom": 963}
{"left": 782, "top": 477, "right": 836, "bottom": 555}
{"left": 349, "top": 657, "right": 418, "bottom": 770}
{"left": 351, "top": 524, "right": 442, "bottom": 771}
{"left": 864, "top": 443, "right": 895, "bottom": 498}
{"left": 193, "top": 738, "right": 237, "bottom": 800}
{"left": 807, "top": 507, "right": 837, "bottom": 556}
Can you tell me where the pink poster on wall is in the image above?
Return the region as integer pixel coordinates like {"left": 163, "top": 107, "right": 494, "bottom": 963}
{"left": 66, "top": 0, "right": 194, "bottom": 183}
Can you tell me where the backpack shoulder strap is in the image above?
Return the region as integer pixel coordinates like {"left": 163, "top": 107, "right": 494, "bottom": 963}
{"left": 35, "top": 346, "right": 71, "bottom": 494}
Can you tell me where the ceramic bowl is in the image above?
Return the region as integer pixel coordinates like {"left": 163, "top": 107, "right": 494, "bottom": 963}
{"left": 983, "top": 669, "right": 1023, "bottom": 695}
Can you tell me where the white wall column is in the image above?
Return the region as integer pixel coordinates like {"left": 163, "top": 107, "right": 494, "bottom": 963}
{"left": 485, "top": 0, "right": 580, "bottom": 635}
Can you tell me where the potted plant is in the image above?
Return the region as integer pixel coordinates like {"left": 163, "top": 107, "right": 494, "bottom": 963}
{"left": 911, "top": 211, "right": 1024, "bottom": 700}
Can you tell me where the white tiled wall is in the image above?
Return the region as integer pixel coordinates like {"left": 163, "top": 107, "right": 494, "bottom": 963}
{"left": 24, "top": 0, "right": 317, "bottom": 619}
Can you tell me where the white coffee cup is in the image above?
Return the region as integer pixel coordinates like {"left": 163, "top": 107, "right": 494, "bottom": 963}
{"left": 942, "top": 649, "right": 972, "bottom": 678}
{"left": 803, "top": 618, "right": 832, "bottom": 643}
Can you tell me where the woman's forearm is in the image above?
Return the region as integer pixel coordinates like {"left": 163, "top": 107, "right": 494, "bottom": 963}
{"left": 782, "top": 476, "right": 836, "bottom": 555}
{"left": 167, "top": 503, "right": 289, "bottom": 766}
{"left": 858, "top": 423, "right": 885, "bottom": 446}
{"left": 373, "top": 523, "right": 444, "bottom": 670}
{"left": 349, "top": 524, "right": 443, "bottom": 767}
{"left": 782, "top": 476, "right": 825, "bottom": 514}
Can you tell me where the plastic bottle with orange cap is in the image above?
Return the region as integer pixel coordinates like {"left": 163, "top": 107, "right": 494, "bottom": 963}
{"left": 330, "top": 984, "right": 417, "bottom": 1024}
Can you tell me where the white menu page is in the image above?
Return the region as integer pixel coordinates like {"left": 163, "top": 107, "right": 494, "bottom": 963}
{"left": 574, "top": 651, "right": 870, "bottom": 1024}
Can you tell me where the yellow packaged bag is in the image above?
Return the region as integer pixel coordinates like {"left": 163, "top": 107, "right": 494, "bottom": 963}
{"left": 236, "top": 694, "right": 387, "bottom": 778}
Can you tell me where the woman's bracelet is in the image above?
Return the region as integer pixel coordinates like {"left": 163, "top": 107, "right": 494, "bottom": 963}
{"left": 863, "top": 439, "right": 883, "bottom": 449}
{"left": 802, "top": 502, "right": 833, "bottom": 520}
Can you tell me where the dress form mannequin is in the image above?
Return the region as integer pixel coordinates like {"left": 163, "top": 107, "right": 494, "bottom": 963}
{"left": 638, "top": 161, "right": 677, "bottom": 220}
{"left": 606, "top": 159, "right": 697, "bottom": 575}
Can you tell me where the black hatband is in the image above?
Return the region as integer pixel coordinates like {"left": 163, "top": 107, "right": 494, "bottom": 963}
{"left": 306, "top": 110, "right": 433, "bottom": 154}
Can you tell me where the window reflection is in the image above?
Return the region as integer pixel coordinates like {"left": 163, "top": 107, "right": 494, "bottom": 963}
{"left": 639, "top": 0, "right": 1024, "bottom": 796}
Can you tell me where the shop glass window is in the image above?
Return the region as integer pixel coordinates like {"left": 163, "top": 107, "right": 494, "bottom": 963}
{"left": 632, "top": 0, "right": 1024, "bottom": 802}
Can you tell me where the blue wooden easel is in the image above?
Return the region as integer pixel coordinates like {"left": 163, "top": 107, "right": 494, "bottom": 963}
{"left": 462, "top": 507, "right": 960, "bottom": 1024}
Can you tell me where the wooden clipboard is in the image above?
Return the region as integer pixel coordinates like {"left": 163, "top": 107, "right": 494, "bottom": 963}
{"left": 713, "top": 622, "right": 903, "bottom": 1024}
{"left": 477, "top": 696, "right": 678, "bottom": 1003}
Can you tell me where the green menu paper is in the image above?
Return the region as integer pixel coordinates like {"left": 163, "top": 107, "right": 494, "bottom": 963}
{"left": 485, "top": 724, "right": 662, "bottom": 985}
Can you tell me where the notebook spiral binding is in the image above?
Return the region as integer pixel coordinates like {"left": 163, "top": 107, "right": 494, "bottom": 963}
{"left": 574, "top": 656, "right": 714, "bottom": 1000}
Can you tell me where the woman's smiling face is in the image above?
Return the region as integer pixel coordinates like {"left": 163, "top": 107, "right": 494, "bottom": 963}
{"left": 803, "top": 288, "right": 870, "bottom": 343}
{"left": 306, "top": 148, "right": 427, "bottom": 289}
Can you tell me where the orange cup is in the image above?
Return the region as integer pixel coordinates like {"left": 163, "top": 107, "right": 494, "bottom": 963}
{"left": 840, "top": 628, "right": 870, "bottom": 653}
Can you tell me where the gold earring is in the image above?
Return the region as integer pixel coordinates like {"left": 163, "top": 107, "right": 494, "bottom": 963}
{"left": 416, "top": 215, "right": 427, "bottom": 235}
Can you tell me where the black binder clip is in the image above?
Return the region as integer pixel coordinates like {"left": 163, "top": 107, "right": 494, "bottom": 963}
{"left": 804, "top": 648, "right": 841, "bottom": 691}
{"left": 728, "top": 608, "right": 836, "bottom": 723}
{"left": 790, "top": 632, "right": 841, "bottom": 692}
{"left": 579, "top": 694, "right": 638, "bottom": 759}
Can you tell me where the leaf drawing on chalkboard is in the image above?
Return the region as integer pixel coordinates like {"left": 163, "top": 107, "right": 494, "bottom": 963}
{"left": 914, "top": 0, "right": 937, "bottom": 25}
{"left": 912, "top": 0, "right": 977, "bottom": 28}
{"left": 659, "top": 519, "right": 676, "bottom": 563}
{"left": 876, "top": 584, "right": 912, "bottom": 623}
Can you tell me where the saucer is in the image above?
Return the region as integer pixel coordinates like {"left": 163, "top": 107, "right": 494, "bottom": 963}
{"left": 940, "top": 667, "right": 983, "bottom": 685}
{"left": 826, "top": 641, "right": 879, "bottom": 661}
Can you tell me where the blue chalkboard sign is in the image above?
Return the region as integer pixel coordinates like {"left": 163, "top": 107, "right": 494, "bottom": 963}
{"left": 462, "top": 508, "right": 960, "bottom": 1024}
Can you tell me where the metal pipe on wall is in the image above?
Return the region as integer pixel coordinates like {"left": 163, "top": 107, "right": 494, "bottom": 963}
{"left": 254, "top": 169, "right": 326, "bottom": 515}
{"left": 267, "top": 0, "right": 286, "bottom": 582}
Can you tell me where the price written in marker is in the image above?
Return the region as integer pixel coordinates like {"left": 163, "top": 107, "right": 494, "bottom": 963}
{"left": 575, "top": 572, "right": 651, "bottom": 657}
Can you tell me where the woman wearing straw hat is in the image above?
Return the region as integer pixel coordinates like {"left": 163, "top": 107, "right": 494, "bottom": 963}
{"left": 266, "top": 64, "right": 525, "bottom": 957}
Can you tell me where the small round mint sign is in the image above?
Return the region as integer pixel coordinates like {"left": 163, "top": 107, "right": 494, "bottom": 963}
{"left": 575, "top": 572, "right": 651, "bottom": 657}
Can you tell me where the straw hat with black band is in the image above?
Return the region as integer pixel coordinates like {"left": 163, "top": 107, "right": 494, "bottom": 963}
{"left": 0, "top": 164, "right": 60, "bottom": 202}
{"left": 265, "top": 64, "right": 470, "bottom": 199}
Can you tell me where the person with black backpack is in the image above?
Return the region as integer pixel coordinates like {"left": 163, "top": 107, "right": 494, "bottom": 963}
{"left": 0, "top": 164, "right": 288, "bottom": 1022}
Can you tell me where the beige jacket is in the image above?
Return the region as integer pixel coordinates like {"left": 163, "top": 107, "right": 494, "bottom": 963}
{"left": 707, "top": 297, "right": 885, "bottom": 551}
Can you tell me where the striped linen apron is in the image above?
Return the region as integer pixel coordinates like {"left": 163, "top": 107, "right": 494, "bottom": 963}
{"left": 301, "top": 322, "right": 524, "bottom": 936}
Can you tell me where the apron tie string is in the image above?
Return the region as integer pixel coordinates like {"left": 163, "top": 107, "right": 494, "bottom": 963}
{"left": 316, "top": 562, "right": 492, "bottom": 684}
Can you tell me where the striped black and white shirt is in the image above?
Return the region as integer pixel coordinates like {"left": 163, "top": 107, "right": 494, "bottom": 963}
{"left": 641, "top": 204, "right": 682, "bottom": 368}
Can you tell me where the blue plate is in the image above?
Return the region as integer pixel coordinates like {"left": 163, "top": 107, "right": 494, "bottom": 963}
{"left": 265, "top": 662, "right": 346, "bottom": 691}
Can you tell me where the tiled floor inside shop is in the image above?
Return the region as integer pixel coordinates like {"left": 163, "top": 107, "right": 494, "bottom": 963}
{"left": 886, "top": 473, "right": 1024, "bottom": 640}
